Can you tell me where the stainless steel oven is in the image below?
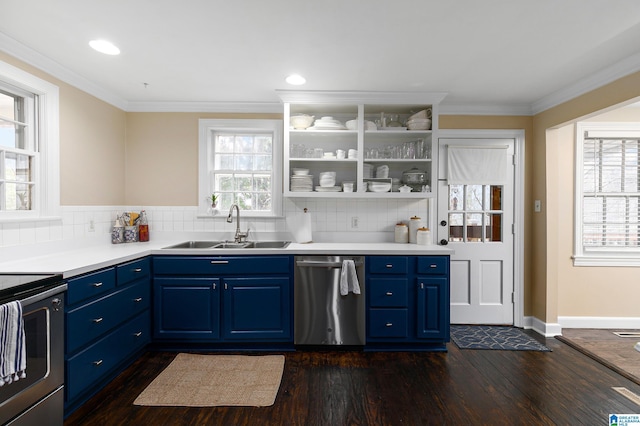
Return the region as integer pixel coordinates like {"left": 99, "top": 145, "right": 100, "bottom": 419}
{"left": 0, "top": 274, "right": 66, "bottom": 426}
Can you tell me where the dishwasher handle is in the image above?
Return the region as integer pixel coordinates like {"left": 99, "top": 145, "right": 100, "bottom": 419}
{"left": 296, "top": 260, "right": 364, "bottom": 269}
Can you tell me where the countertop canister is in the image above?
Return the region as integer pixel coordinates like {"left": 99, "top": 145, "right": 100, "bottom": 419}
{"left": 408, "top": 216, "right": 422, "bottom": 243}
{"left": 394, "top": 223, "right": 409, "bottom": 243}
{"left": 416, "top": 227, "right": 432, "bottom": 245}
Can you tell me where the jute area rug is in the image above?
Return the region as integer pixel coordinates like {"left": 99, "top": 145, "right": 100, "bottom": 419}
{"left": 133, "top": 353, "right": 285, "bottom": 407}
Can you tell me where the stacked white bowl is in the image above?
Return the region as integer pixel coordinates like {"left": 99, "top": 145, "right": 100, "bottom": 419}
{"left": 319, "top": 172, "right": 336, "bottom": 187}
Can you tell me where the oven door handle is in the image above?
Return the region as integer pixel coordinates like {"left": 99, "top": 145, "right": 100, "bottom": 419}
{"left": 19, "top": 283, "right": 68, "bottom": 306}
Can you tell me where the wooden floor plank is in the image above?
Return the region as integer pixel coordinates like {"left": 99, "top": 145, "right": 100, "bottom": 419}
{"left": 64, "top": 335, "right": 640, "bottom": 425}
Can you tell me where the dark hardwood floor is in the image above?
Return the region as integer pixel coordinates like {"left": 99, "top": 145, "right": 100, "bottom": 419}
{"left": 64, "top": 332, "right": 640, "bottom": 425}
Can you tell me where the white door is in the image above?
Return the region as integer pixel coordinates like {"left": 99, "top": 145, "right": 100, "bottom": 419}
{"left": 437, "top": 137, "right": 515, "bottom": 325}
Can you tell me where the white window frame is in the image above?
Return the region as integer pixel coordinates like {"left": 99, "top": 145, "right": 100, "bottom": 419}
{"left": 574, "top": 122, "right": 640, "bottom": 266}
{"left": 198, "top": 118, "right": 283, "bottom": 217}
{"left": 0, "top": 60, "right": 59, "bottom": 222}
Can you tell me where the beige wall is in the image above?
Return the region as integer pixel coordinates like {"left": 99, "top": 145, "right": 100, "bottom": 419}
{"left": 0, "top": 51, "right": 127, "bottom": 205}
{"left": 535, "top": 70, "right": 640, "bottom": 324}
{"left": 125, "top": 112, "right": 281, "bottom": 205}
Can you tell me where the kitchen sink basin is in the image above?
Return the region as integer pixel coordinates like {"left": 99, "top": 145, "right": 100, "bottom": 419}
{"left": 162, "top": 240, "right": 291, "bottom": 249}
{"left": 163, "top": 241, "right": 221, "bottom": 249}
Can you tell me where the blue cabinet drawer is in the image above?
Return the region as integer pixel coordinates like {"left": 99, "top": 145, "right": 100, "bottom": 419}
{"left": 116, "top": 257, "right": 150, "bottom": 286}
{"left": 368, "top": 256, "right": 408, "bottom": 275}
{"left": 368, "top": 278, "right": 408, "bottom": 307}
{"left": 66, "top": 311, "right": 150, "bottom": 402}
{"left": 368, "top": 309, "right": 409, "bottom": 338}
{"left": 67, "top": 268, "right": 116, "bottom": 306}
{"left": 153, "top": 256, "right": 291, "bottom": 276}
{"left": 416, "top": 256, "right": 449, "bottom": 275}
{"left": 66, "top": 281, "right": 150, "bottom": 353}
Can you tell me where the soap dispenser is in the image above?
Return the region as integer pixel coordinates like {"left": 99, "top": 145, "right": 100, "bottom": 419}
{"left": 111, "top": 215, "right": 124, "bottom": 244}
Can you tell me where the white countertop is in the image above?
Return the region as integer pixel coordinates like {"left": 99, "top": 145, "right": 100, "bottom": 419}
{"left": 0, "top": 237, "right": 453, "bottom": 278}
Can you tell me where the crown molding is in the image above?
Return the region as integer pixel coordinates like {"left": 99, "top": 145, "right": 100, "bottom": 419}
{"left": 0, "top": 32, "right": 129, "bottom": 110}
{"left": 439, "top": 103, "right": 533, "bottom": 116}
{"left": 126, "top": 101, "right": 282, "bottom": 113}
{"left": 531, "top": 50, "right": 640, "bottom": 115}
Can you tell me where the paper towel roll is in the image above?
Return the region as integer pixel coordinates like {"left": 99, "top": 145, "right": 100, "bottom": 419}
{"left": 287, "top": 209, "right": 312, "bottom": 243}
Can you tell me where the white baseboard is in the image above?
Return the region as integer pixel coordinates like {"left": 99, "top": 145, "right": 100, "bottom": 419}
{"left": 522, "top": 316, "right": 562, "bottom": 337}
{"left": 558, "top": 316, "right": 640, "bottom": 330}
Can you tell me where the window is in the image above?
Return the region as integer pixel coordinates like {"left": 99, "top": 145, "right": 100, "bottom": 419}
{"left": 198, "top": 119, "right": 282, "bottom": 217}
{"left": 575, "top": 122, "right": 640, "bottom": 266}
{"left": 0, "top": 60, "right": 59, "bottom": 221}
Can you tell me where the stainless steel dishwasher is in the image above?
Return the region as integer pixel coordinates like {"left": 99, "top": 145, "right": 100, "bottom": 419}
{"left": 294, "top": 256, "right": 365, "bottom": 346}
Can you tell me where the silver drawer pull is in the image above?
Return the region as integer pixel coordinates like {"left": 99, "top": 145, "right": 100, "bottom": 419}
{"left": 430, "top": 264, "right": 437, "bottom": 268}
{"left": 133, "top": 297, "right": 143, "bottom": 302}
{"left": 385, "top": 292, "right": 393, "bottom": 296}
{"left": 133, "top": 331, "right": 143, "bottom": 337}
{"left": 93, "top": 360, "right": 103, "bottom": 366}
{"left": 134, "top": 268, "right": 143, "bottom": 272}
{"left": 92, "top": 282, "right": 103, "bottom": 288}
{"left": 385, "top": 264, "right": 393, "bottom": 268}
{"left": 92, "top": 317, "right": 103, "bottom": 323}
{"left": 385, "top": 323, "right": 393, "bottom": 327}
{"left": 210, "top": 260, "right": 229, "bottom": 264}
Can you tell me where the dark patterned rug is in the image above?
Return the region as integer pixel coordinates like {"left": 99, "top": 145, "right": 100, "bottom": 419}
{"left": 450, "top": 325, "right": 551, "bottom": 351}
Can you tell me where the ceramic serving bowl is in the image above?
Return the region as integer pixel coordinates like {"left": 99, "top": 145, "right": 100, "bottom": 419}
{"left": 290, "top": 114, "right": 314, "bottom": 129}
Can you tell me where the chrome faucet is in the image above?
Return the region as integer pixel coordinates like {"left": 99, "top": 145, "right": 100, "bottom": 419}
{"left": 227, "top": 204, "right": 249, "bottom": 243}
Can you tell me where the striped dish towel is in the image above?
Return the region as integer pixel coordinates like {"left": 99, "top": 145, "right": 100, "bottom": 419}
{"left": 0, "top": 301, "right": 26, "bottom": 386}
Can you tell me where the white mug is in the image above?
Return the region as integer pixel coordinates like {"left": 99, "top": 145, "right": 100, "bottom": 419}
{"left": 336, "top": 149, "right": 346, "bottom": 159}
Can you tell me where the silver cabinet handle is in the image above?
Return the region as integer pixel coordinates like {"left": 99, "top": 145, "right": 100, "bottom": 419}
{"left": 92, "top": 282, "right": 103, "bottom": 288}
{"left": 386, "top": 323, "right": 393, "bottom": 327}
{"left": 385, "top": 292, "right": 393, "bottom": 296}
{"left": 210, "top": 260, "right": 229, "bottom": 264}
{"left": 224, "top": 283, "right": 228, "bottom": 290}
{"left": 92, "top": 317, "right": 103, "bottom": 323}
{"left": 133, "top": 297, "right": 143, "bottom": 302}
{"left": 213, "top": 283, "right": 216, "bottom": 290}
{"left": 385, "top": 264, "right": 393, "bottom": 268}
{"left": 133, "top": 331, "right": 142, "bottom": 337}
{"left": 134, "top": 268, "right": 142, "bottom": 272}
{"left": 93, "top": 360, "right": 103, "bottom": 366}
{"left": 430, "top": 264, "right": 437, "bottom": 268}
{"left": 420, "top": 282, "right": 424, "bottom": 289}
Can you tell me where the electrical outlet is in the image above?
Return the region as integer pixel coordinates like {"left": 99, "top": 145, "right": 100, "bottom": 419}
{"left": 351, "top": 216, "right": 359, "bottom": 229}
{"left": 88, "top": 219, "right": 95, "bottom": 232}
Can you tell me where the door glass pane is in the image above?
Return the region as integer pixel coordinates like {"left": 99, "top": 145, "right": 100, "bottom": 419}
{"left": 449, "top": 185, "right": 463, "bottom": 210}
{"left": 465, "top": 185, "right": 483, "bottom": 211}
{"left": 489, "top": 186, "right": 502, "bottom": 210}
{"left": 486, "top": 213, "right": 502, "bottom": 242}
{"left": 466, "top": 213, "right": 483, "bottom": 242}
{"left": 449, "top": 213, "right": 463, "bottom": 242}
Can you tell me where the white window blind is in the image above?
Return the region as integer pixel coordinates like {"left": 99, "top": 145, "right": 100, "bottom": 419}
{"left": 447, "top": 146, "right": 508, "bottom": 184}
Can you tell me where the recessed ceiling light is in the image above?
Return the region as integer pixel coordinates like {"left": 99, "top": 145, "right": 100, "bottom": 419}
{"left": 285, "top": 74, "right": 306, "bottom": 85}
{"left": 89, "top": 39, "right": 120, "bottom": 55}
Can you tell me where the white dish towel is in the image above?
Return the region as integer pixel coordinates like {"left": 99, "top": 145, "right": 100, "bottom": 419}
{"left": 0, "top": 301, "right": 27, "bottom": 386}
{"left": 340, "top": 259, "right": 361, "bottom": 296}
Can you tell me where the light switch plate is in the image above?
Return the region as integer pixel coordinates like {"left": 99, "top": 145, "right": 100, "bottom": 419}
{"left": 534, "top": 200, "right": 541, "bottom": 212}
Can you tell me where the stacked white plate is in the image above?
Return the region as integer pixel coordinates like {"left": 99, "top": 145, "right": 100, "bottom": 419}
{"left": 315, "top": 186, "right": 342, "bottom": 192}
{"left": 308, "top": 116, "right": 347, "bottom": 130}
{"left": 291, "top": 175, "right": 313, "bottom": 192}
{"left": 363, "top": 163, "right": 374, "bottom": 178}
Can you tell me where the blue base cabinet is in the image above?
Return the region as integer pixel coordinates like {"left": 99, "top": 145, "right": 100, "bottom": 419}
{"left": 65, "top": 257, "right": 151, "bottom": 415}
{"left": 365, "top": 255, "right": 449, "bottom": 351}
{"left": 152, "top": 256, "right": 293, "bottom": 347}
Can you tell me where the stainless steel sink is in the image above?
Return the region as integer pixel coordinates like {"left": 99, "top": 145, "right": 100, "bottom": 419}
{"left": 162, "top": 240, "right": 290, "bottom": 249}
{"left": 163, "top": 241, "right": 221, "bottom": 249}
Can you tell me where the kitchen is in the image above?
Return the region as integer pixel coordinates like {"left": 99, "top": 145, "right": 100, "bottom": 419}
{"left": 2, "top": 1, "right": 640, "bottom": 423}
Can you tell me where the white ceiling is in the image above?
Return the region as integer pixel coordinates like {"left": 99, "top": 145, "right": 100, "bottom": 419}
{"left": 2, "top": 0, "right": 640, "bottom": 114}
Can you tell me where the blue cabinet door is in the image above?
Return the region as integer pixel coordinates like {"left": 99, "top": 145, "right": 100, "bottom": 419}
{"left": 222, "top": 277, "right": 291, "bottom": 341}
{"left": 153, "top": 277, "right": 220, "bottom": 340}
{"left": 416, "top": 276, "right": 449, "bottom": 340}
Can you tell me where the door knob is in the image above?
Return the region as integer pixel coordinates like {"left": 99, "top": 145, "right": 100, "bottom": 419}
{"left": 440, "top": 220, "right": 447, "bottom": 226}
{"left": 440, "top": 239, "right": 449, "bottom": 246}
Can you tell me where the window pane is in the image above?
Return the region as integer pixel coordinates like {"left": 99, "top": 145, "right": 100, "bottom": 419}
{"left": 486, "top": 213, "right": 502, "bottom": 242}
{"left": 5, "top": 153, "right": 32, "bottom": 182}
{"left": 624, "top": 166, "right": 638, "bottom": 192}
{"left": 254, "top": 136, "right": 272, "bottom": 154}
{"left": 235, "top": 136, "right": 253, "bottom": 153}
{"left": 256, "top": 193, "right": 271, "bottom": 211}
{"left": 448, "top": 213, "right": 463, "bottom": 242}
{"left": 583, "top": 197, "right": 603, "bottom": 223}
{"left": 234, "top": 155, "right": 253, "bottom": 171}
{"left": 604, "top": 198, "right": 626, "bottom": 223}
{"left": 5, "top": 183, "right": 31, "bottom": 210}
{"left": 254, "top": 155, "right": 271, "bottom": 171}
{"left": 215, "top": 135, "right": 234, "bottom": 152}
{"left": 466, "top": 213, "right": 483, "bottom": 242}
{"left": 489, "top": 186, "right": 502, "bottom": 210}
{"left": 215, "top": 154, "right": 234, "bottom": 170}
{"left": 235, "top": 174, "right": 252, "bottom": 191}
{"left": 236, "top": 192, "right": 252, "bottom": 210}
{"left": 254, "top": 175, "right": 271, "bottom": 192}
{"left": 215, "top": 174, "right": 234, "bottom": 191}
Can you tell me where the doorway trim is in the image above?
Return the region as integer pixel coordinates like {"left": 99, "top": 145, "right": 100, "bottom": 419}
{"left": 438, "top": 129, "right": 525, "bottom": 327}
